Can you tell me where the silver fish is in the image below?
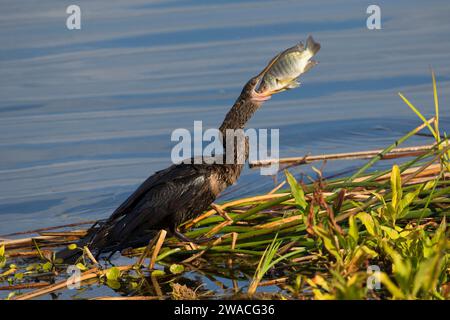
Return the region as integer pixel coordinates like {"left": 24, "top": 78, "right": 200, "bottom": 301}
{"left": 258, "top": 35, "right": 320, "bottom": 95}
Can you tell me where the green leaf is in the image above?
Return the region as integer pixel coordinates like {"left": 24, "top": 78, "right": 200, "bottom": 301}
{"left": 390, "top": 164, "right": 402, "bottom": 210}
{"left": 356, "top": 212, "right": 377, "bottom": 237}
{"left": 431, "top": 217, "right": 446, "bottom": 245}
{"left": 105, "top": 267, "right": 120, "bottom": 281}
{"left": 412, "top": 254, "right": 441, "bottom": 296}
{"left": 75, "top": 263, "right": 87, "bottom": 271}
{"left": 379, "top": 273, "right": 405, "bottom": 299}
{"left": 313, "top": 226, "right": 342, "bottom": 263}
{"left": 431, "top": 70, "right": 440, "bottom": 144}
{"left": 397, "top": 189, "right": 420, "bottom": 218}
{"left": 413, "top": 226, "right": 446, "bottom": 296}
{"left": 360, "top": 245, "right": 378, "bottom": 258}
{"left": 169, "top": 264, "right": 185, "bottom": 275}
{"left": 381, "top": 241, "right": 411, "bottom": 289}
{"left": 398, "top": 92, "right": 437, "bottom": 139}
{"left": 0, "top": 245, "right": 6, "bottom": 269}
{"left": 6, "top": 292, "right": 16, "bottom": 300}
{"left": 42, "top": 262, "right": 53, "bottom": 272}
{"left": 14, "top": 273, "right": 24, "bottom": 280}
{"left": 285, "top": 170, "right": 307, "bottom": 209}
{"left": 348, "top": 215, "right": 359, "bottom": 243}
{"left": 151, "top": 269, "right": 166, "bottom": 277}
{"left": 26, "top": 264, "right": 37, "bottom": 271}
{"left": 380, "top": 226, "right": 399, "bottom": 240}
{"left": 423, "top": 180, "right": 436, "bottom": 191}
{"left": 106, "top": 279, "right": 121, "bottom": 290}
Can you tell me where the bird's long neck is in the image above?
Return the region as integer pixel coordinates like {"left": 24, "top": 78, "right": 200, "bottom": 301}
{"left": 215, "top": 80, "right": 264, "bottom": 185}
{"left": 219, "top": 80, "right": 263, "bottom": 134}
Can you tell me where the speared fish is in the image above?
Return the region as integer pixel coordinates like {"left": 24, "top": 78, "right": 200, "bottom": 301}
{"left": 258, "top": 35, "right": 320, "bottom": 95}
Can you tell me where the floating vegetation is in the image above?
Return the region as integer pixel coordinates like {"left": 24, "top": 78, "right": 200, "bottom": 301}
{"left": 0, "top": 73, "right": 449, "bottom": 300}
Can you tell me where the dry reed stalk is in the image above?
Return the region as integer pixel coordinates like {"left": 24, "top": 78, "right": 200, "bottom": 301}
{"left": 5, "top": 249, "right": 52, "bottom": 258}
{"left": 136, "top": 235, "right": 158, "bottom": 267}
{"left": 39, "top": 230, "right": 87, "bottom": 237}
{"left": 0, "top": 282, "right": 51, "bottom": 291}
{"left": 354, "top": 163, "right": 441, "bottom": 183}
{"left": 211, "top": 203, "right": 232, "bottom": 221}
{"left": 228, "top": 232, "right": 238, "bottom": 268}
{"left": 231, "top": 232, "right": 238, "bottom": 251}
{"left": 11, "top": 267, "right": 99, "bottom": 300}
{"left": 250, "top": 144, "right": 435, "bottom": 167}
{"left": 255, "top": 215, "right": 302, "bottom": 229}
{"left": 0, "top": 220, "right": 96, "bottom": 238}
{"left": 291, "top": 255, "right": 318, "bottom": 263}
{"left": 83, "top": 246, "right": 99, "bottom": 265}
{"left": 151, "top": 275, "right": 164, "bottom": 299}
{"left": 91, "top": 296, "right": 161, "bottom": 300}
{"left": 0, "top": 235, "right": 67, "bottom": 250}
{"left": 259, "top": 277, "right": 288, "bottom": 286}
{"left": 184, "top": 193, "right": 289, "bottom": 229}
{"left": 182, "top": 234, "right": 227, "bottom": 263}
{"left": 12, "top": 266, "right": 134, "bottom": 300}
{"left": 149, "top": 230, "right": 167, "bottom": 269}
{"left": 268, "top": 181, "right": 286, "bottom": 194}
{"left": 204, "top": 220, "right": 233, "bottom": 238}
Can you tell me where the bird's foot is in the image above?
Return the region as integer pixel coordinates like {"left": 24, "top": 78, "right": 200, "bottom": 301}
{"left": 194, "top": 235, "right": 218, "bottom": 244}
{"left": 173, "top": 229, "right": 217, "bottom": 244}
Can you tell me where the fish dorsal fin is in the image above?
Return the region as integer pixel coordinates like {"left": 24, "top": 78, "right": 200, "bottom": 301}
{"left": 277, "top": 42, "right": 305, "bottom": 57}
{"left": 295, "top": 41, "right": 305, "bottom": 51}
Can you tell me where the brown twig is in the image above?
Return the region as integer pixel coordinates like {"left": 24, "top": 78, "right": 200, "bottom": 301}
{"left": 12, "top": 266, "right": 134, "bottom": 300}
{"left": 91, "top": 296, "right": 161, "bottom": 300}
{"left": 0, "top": 282, "right": 51, "bottom": 291}
{"left": 268, "top": 181, "right": 286, "bottom": 194}
{"left": 0, "top": 221, "right": 96, "bottom": 238}
{"left": 250, "top": 144, "right": 435, "bottom": 168}
{"left": 149, "top": 230, "right": 167, "bottom": 269}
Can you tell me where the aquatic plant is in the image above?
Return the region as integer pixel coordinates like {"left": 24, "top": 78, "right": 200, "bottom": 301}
{"left": 0, "top": 73, "right": 448, "bottom": 300}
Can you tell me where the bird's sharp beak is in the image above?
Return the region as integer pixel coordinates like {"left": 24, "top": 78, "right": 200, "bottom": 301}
{"left": 250, "top": 90, "right": 272, "bottom": 102}
{"left": 249, "top": 51, "right": 286, "bottom": 101}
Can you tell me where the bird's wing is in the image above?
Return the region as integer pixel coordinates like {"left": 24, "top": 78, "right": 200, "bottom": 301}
{"left": 110, "top": 163, "right": 192, "bottom": 219}
{"left": 105, "top": 164, "right": 214, "bottom": 240}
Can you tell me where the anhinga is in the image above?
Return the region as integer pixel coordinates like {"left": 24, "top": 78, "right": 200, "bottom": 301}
{"left": 57, "top": 38, "right": 320, "bottom": 261}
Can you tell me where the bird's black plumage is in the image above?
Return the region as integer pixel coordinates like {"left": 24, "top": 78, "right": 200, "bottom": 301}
{"left": 88, "top": 163, "right": 228, "bottom": 253}
{"left": 57, "top": 72, "right": 271, "bottom": 262}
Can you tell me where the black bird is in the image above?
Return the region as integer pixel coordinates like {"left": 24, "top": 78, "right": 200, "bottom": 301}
{"left": 56, "top": 37, "right": 323, "bottom": 261}
{"left": 56, "top": 66, "right": 276, "bottom": 262}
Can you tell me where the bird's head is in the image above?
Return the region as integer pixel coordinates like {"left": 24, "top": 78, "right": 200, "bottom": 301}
{"left": 241, "top": 50, "right": 286, "bottom": 103}
{"left": 241, "top": 70, "right": 274, "bottom": 103}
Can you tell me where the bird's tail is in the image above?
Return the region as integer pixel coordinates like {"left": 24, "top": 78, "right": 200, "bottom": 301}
{"left": 55, "top": 233, "right": 92, "bottom": 264}
{"left": 55, "top": 221, "right": 109, "bottom": 264}
{"left": 56, "top": 217, "right": 160, "bottom": 263}
{"left": 306, "top": 35, "right": 321, "bottom": 56}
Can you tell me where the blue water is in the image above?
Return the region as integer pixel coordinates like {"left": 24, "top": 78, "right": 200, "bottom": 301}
{"left": 0, "top": 0, "right": 449, "bottom": 236}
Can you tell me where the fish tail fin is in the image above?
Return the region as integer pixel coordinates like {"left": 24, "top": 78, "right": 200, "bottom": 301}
{"left": 306, "top": 35, "right": 321, "bottom": 56}
{"left": 303, "top": 60, "right": 318, "bottom": 74}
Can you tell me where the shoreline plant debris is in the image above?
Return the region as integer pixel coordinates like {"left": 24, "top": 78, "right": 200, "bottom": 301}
{"left": 0, "top": 73, "right": 449, "bottom": 300}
